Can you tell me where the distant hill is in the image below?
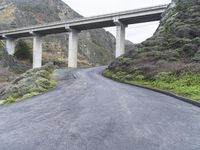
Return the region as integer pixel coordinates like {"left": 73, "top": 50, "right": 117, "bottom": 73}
{"left": 0, "top": 0, "right": 133, "bottom": 66}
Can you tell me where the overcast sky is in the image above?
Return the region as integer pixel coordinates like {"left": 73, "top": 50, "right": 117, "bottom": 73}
{"left": 63, "top": 0, "right": 171, "bottom": 43}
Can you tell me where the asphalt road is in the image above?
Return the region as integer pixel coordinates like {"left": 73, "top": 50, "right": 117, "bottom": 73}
{"left": 0, "top": 67, "right": 200, "bottom": 150}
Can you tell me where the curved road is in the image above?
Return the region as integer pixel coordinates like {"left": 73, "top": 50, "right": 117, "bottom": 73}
{"left": 0, "top": 67, "right": 200, "bottom": 150}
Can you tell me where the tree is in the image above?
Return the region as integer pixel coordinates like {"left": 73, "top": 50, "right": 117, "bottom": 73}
{"left": 14, "top": 39, "right": 32, "bottom": 61}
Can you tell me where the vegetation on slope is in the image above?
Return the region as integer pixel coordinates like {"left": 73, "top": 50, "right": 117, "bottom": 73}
{"left": 104, "top": 0, "right": 200, "bottom": 101}
{"left": 0, "top": 63, "right": 56, "bottom": 105}
{"left": 103, "top": 68, "right": 200, "bottom": 101}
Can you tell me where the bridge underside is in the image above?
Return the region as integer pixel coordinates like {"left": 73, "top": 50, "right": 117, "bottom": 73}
{"left": 71, "top": 13, "right": 162, "bottom": 31}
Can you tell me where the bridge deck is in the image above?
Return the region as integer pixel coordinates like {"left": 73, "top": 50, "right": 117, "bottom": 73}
{"left": 0, "top": 4, "right": 168, "bottom": 39}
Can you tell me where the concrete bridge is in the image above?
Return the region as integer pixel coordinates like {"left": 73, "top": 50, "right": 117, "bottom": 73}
{"left": 0, "top": 4, "right": 168, "bottom": 68}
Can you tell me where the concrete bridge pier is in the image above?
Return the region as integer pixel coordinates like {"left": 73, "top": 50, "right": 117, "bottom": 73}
{"left": 5, "top": 38, "right": 15, "bottom": 55}
{"left": 33, "top": 34, "right": 42, "bottom": 68}
{"left": 68, "top": 29, "right": 79, "bottom": 68}
{"left": 114, "top": 18, "right": 127, "bottom": 58}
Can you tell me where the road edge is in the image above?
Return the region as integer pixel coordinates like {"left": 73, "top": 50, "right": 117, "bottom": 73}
{"left": 102, "top": 73, "right": 200, "bottom": 108}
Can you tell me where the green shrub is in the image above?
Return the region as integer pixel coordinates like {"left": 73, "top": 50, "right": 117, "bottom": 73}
{"left": 36, "top": 70, "right": 51, "bottom": 80}
{"left": 14, "top": 39, "right": 32, "bottom": 61}
{"left": 134, "top": 75, "right": 145, "bottom": 80}
{"left": 102, "top": 69, "right": 113, "bottom": 77}
{"left": 3, "top": 97, "right": 16, "bottom": 105}
{"left": 154, "top": 72, "right": 172, "bottom": 81}
{"left": 192, "top": 50, "right": 200, "bottom": 62}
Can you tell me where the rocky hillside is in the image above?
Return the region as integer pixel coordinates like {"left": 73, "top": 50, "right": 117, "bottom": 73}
{"left": 104, "top": 0, "right": 200, "bottom": 100}
{"left": 107, "top": 0, "right": 200, "bottom": 75}
{"left": 0, "top": 40, "right": 30, "bottom": 72}
{"left": 0, "top": 0, "right": 132, "bottom": 66}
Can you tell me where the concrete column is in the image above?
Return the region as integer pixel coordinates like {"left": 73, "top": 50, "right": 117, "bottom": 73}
{"left": 6, "top": 38, "right": 15, "bottom": 55}
{"left": 114, "top": 18, "right": 127, "bottom": 58}
{"left": 33, "top": 35, "right": 42, "bottom": 68}
{"left": 68, "top": 29, "right": 79, "bottom": 68}
{"left": 116, "top": 24, "right": 126, "bottom": 58}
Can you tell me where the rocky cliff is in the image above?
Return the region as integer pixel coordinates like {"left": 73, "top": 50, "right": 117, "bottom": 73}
{"left": 0, "top": 0, "right": 128, "bottom": 66}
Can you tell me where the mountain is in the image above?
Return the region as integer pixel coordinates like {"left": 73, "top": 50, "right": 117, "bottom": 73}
{"left": 104, "top": 0, "right": 200, "bottom": 100}
{"left": 0, "top": 0, "right": 133, "bottom": 66}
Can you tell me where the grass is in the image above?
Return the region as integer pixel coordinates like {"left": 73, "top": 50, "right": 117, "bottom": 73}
{"left": 103, "top": 69, "right": 200, "bottom": 101}
{"left": 2, "top": 92, "right": 39, "bottom": 105}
